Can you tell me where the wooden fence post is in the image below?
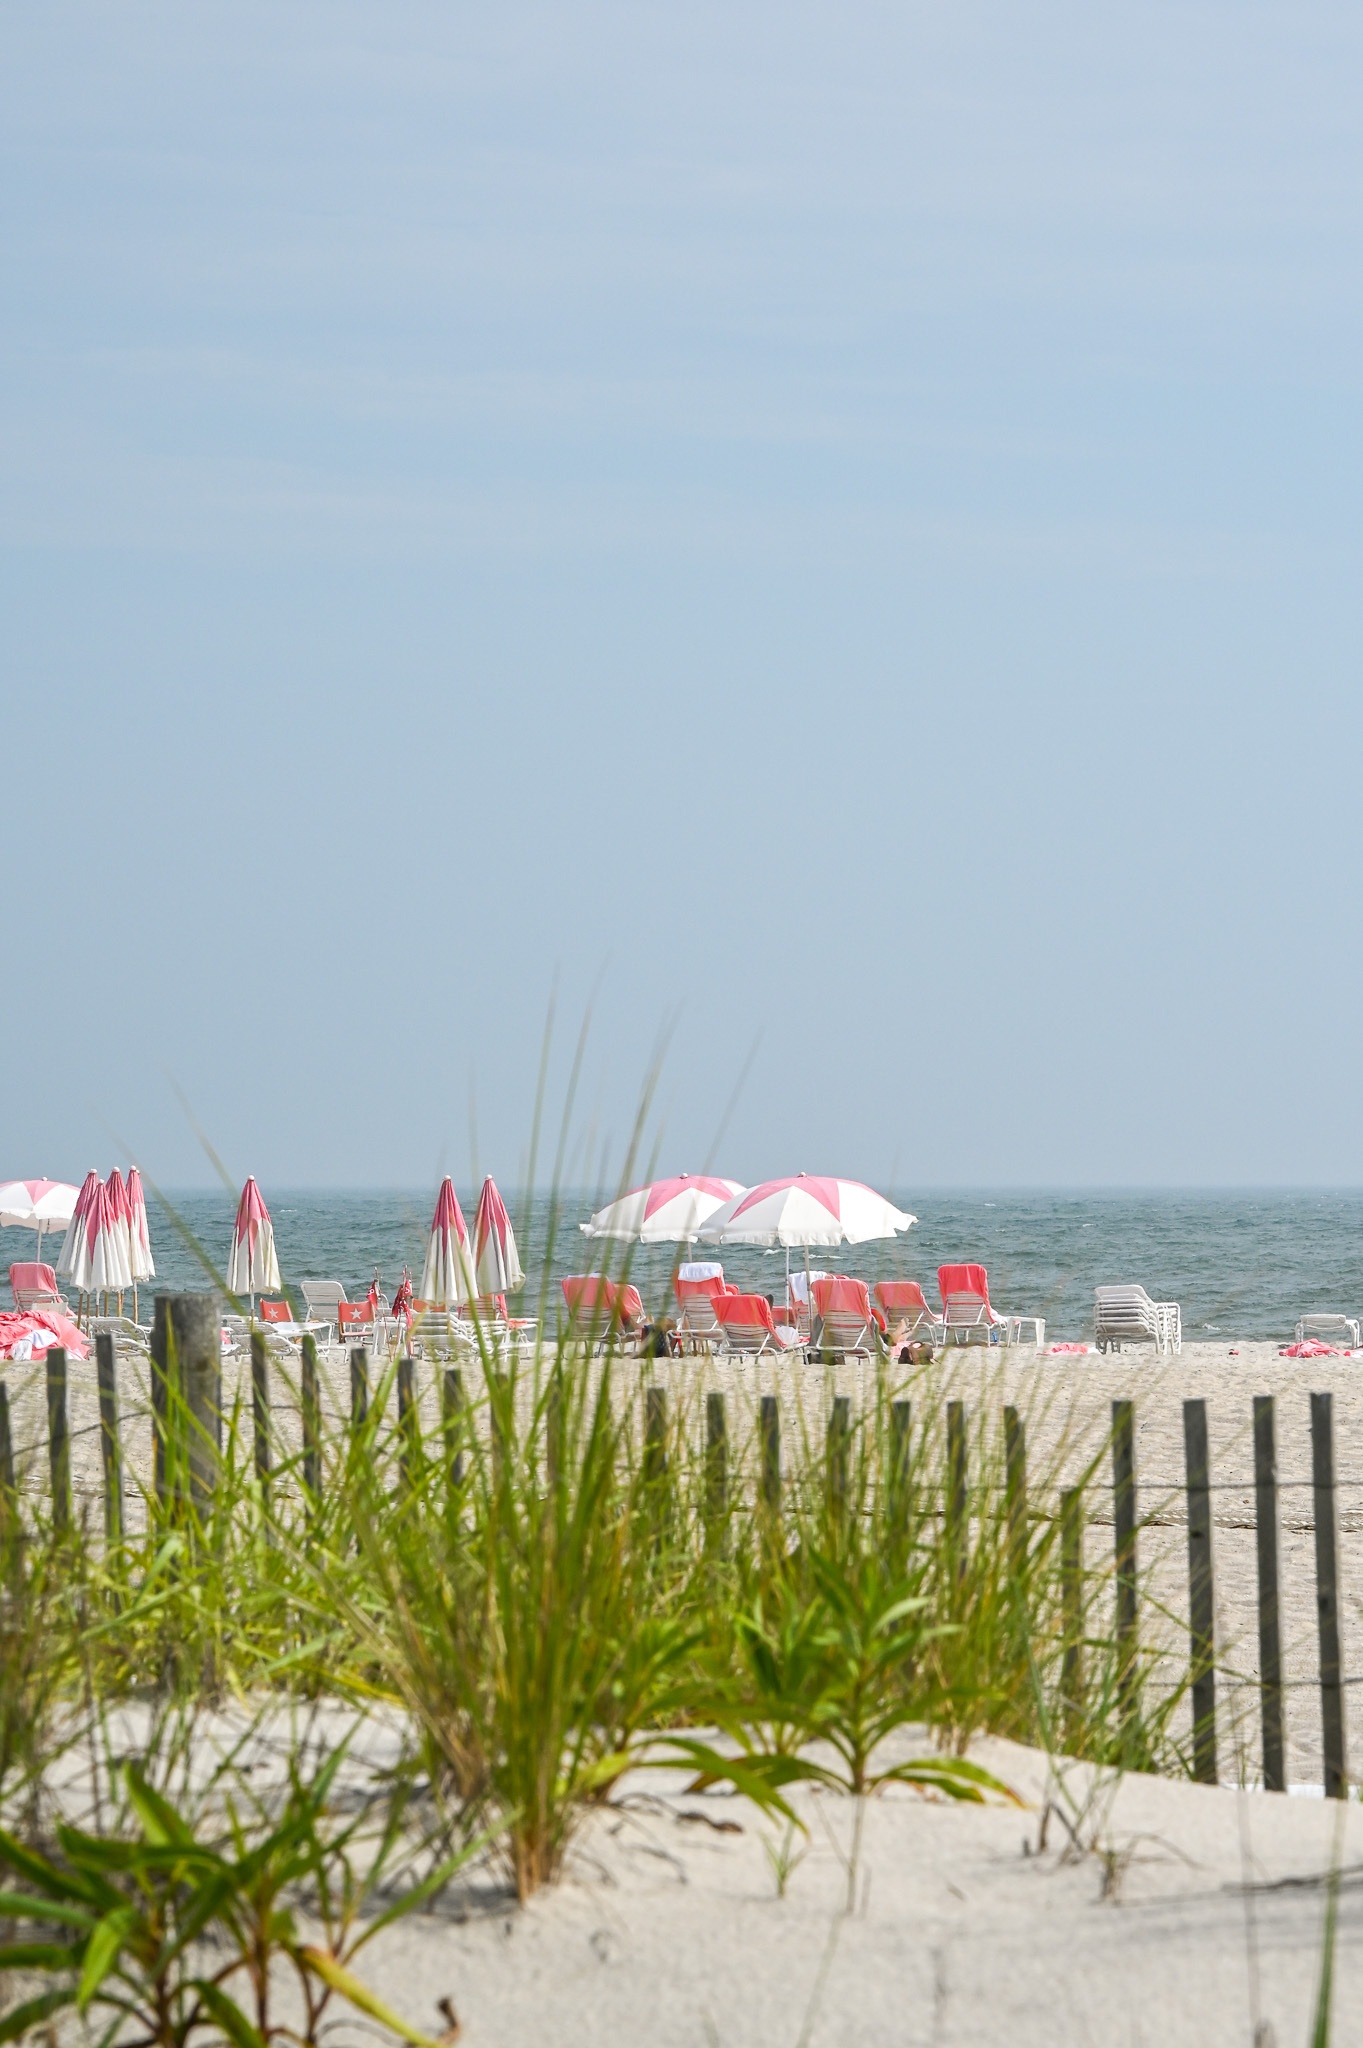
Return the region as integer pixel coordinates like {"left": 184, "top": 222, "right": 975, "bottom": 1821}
{"left": 644, "top": 1385, "right": 668, "bottom": 1486}
{"left": 705, "top": 1391, "right": 728, "bottom": 1540}
{"left": 1004, "top": 1405, "right": 1026, "bottom": 1576}
{"left": 1060, "top": 1486, "right": 1083, "bottom": 1740}
{"left": 0, "top": 1384, "right": 14, "bottom": 1524}
{"left": 397, "top": 1353, "right": 417, "bottom": 1489}
{"left": 1112, "top": 1398, "right": 1138, "bottom": 1729}
{"left": 442, "top": 1367, "right": 464, "bottom": 1496}
{"left": 301, "top": 1334, "right": 321, "bottom": 1513}
{"left": 760, "top": 1395, "right": 780, "bottom": 1516}
{"left": 1183, "top": 1398, "right": 1217, "bottom": 1784}
{"left": 890, "top": 1398, "right": 911, "bottom": 1532}
{"left": 152, "top": 1295, "right": 221, "bottom": 1517}
{"left": 251, "top": 1332, "right": 271, "bottom": 1513}
{"left": 946, "top": 1400, "right": 967, "bottom": 1582}
{"left": 1311, "top": 1390, "right": 1348, "bottom": 1799}
{"left": 95, "top": 1332, "right": 123, "bottom": 1545}
{"left": 46, "top": 1347, "right": 70, "bottom": 1532}
{"left": 349, "top": 1347, "right": 369, "bottom": 1434}
{"left": 1253, "top": 1395, "right": 1285, "bottom": 1791}
{"left": 828, "top": 1395, "right": 850, "bottom": 1518}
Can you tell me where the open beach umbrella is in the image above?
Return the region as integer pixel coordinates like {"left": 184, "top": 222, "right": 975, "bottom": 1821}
{"left": 472, "top": 1176, "right": 525, "bottom": 1298}
{"left": 420, "top": 1177, "right": 475, "bottom": 1307}
{"left": 581, "top": 1174, "right": 746, "bottom": 1244}
{"left": 127, "top": 1168, "right": 155, "bottom": 1282}
{"left": 699, "top": 1176, "right": 916, "bottom": 1249}
{"left": 227, "top": 1176, "right": 281, "bottom": 1306}
{"left": 0, "top": 1178, "right": 80, "bottom": 1265}
{"left": 57, "top": 1171, "right": 101, "bottom": 1279}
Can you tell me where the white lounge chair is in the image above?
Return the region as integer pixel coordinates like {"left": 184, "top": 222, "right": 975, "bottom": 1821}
{"left": 1295, "top": 1314, "right": 1360, "bottom": 1349}
{"left": 1094, "top": 1285, "right": 1181, "bottom": 1356}
{"left": 9, "top": 1262, "right": 68, "bottom": 1315}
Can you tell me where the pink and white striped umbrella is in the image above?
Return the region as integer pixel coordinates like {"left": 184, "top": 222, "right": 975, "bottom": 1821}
{"left": 699, "top": 1176, "right": 916, "bottom": 1249}
{"left": 472, "top": 1176, "right": 525, "bottom": 1297}
{"left": 126, "top": 1167, "right": 156, "bottom": 1282}
{"left": 420, "top": 1177, "right": 475, "bottom": 1306}
{"left": 57, "top": 1171, "right": 102, "bottom": 1280}
{"left": 0, "top": 1177, "right": 80, "bottom": 1264}
{"left": 105, "top": 1169, "right": 134, "bottom": 1280}
{"left": 581, "top": 1173, "right": 746, "bottom": 1244}
{"left": 227, "top": 1177, "right": 281, "bottom": 1295}
{"left": 67, "top": 1178, "right": 134, "bottom": 1292}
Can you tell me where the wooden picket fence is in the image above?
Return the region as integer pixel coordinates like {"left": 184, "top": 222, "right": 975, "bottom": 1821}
{"left": 0, "top": 1293, "right": 1352, "bottom": 1798}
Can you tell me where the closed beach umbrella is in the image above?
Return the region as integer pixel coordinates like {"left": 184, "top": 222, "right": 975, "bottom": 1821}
{"left": 0, "top": 1178, "right": 80, "bottom": 1265}
{"left": 127, "top": 1168, "right": 155, "bottom": 1282}
{"left": 420, "top": 1177, "right": 475, "bottom": 1306}
{"left": 472, "top": 1176, "right": 525, "bottom": 1297}
{"left": 227, "top": 1176, "right": 282, "bottom": 1303}
{"left": 581, "top": 1174, "right": 746, "bottom": 1244}
{"left": 57, "top": 1171, "right": 101, "bottom": 1279}
{"left": 699, "top": 1176, "right": 916, "bottom": 1249}
{"left": 67, "top": 1179, "right": 134, "bottom": 1295}
{"left": 105, "top": 1169, "right": 134, "bottom": 1280}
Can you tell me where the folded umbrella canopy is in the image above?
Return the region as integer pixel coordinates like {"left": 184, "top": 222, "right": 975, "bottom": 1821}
{"left": 105, "top": 1169, "right": 134, "bottom": 1282}
{"left": 126, "top": 1168, "right": 155, "bottom": 1282}
{"left": 420, "top": 1177, "right": 475, "bottom": 1307}
{"left": 66, "top": 1178, "right": 134, "bottom": 1295}
{"left": 227, "top": 1176, "right": 282, "bottom": 1301}
{"left": 0, "top": 1178, "right": 80, "bottom": 1265}
{"left": 581, "top": 1174, "right": 745, "bottom": 1243}
{"left": 699, "top": 1176, "right": 916, "bottom": 1249}
{"left": 57, "top": 1171, "right": 101, "bottom": 1279}
{"left": 472, "top": 1176, "right": 525, "bottom": 1297}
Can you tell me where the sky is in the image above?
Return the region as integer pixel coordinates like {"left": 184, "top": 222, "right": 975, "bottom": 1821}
{"left": 3, "top": 1, "right": 1362, "bottom": 1192}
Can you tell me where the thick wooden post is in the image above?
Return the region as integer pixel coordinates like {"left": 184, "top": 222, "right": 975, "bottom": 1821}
{"left": 760, "top": 1395, "right": 780, "bottom": 1515}
{"left": 946, "top": 1400, "right": 967, "bottom": 1582}
{"left": 301, "top": 1334, "right": 321, "bottom": 1512}
{"left": 828, "top": 1395, "right": 850, "bottom": 1518}
{"left": 1253, "top": 1395, "right": 1285, "bottom": 1791}
{"left": 251, "top": 1332, "right": 271, "bottom": 1510}
{"left": 349, "top": 1347, "right": 369, "bottom": 1434}
{"left": 705, "top": 1390, "right": 728, "bottom": 1538}
{"left": 442, "top": 1367, "right": 464, "bottom": 1494}
{"left": 152, "top": 1294, "right": 221, "bottom": 1516}
{"left": 1183, "top": 1399, "right": 1217, "bottom": 1784}
{"left": 1004, "top": 1405, "right": 1026, "bottom": 1576}
{"left": 95, "top": 1332, "right": 123, "bottom": 1544}
{"left": 1060, "top": 1486, "right": 1083, "bottom": 1739}
{"left": 1113, "top": 1399, "right": 1138, "bottom": 1729}
{"left": 1311, "top": 1391, "right": 1347, "bottom": 1799}
{"left": 46, "top": 1347, "right": 70, "bottom": 1532}
{"left": 397, "top": 1353, "right": 417, "bottom": 1488}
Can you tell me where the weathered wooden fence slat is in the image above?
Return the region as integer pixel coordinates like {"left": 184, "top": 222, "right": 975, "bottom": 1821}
{"left": 1311, "top": 1389, "right": 1347, "bottom": 1799}
{"left": 1112, "top": 1398, "right": 1138, "bottom": 1728}
{"left": 46, "top": 1346, "right": 70, "bottom": 1532}
{"left": 1183, "top": 1398, "right": 1216, "bottom": 1784}
{"left": 95, "top": 1332, "right": 123, "bottom": 1545}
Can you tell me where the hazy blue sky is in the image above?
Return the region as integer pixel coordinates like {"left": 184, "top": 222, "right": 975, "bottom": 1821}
{"left": 3, "top": 2, "right": 1362, "bottom": 1191}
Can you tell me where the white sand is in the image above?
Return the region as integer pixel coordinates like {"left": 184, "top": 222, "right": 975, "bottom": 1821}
{"left": 363, "top": 1733, "right": 1363, "bottom": 2048}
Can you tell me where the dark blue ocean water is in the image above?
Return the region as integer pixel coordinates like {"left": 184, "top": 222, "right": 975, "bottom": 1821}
{"left": 45, "top": 1187, "right": 1363, "bottom": 1343}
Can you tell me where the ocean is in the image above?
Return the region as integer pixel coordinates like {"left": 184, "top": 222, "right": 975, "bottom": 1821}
{"left": 53, "top": 1186, "right": 1363, "bottom": 1344}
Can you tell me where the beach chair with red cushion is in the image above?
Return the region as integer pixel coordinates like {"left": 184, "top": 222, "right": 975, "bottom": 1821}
{"left": 873, "top": 1280, "right": 940, "bottom": 1346}
{"left": 938, "top": 1264, "right": 1044, "bottom": 1348}
{"left": 674, "top": 1273, "right": 737, "bottom": 1351}
{"left": 9, "top": 1263, "right": 66, "bottom": 1315}
{"left": 561, "top": 1275, "right": 646, "bottom": 1351}
{"left": 713, "top": 1292, "right": 800, "bottom": 1358}
{"left": 810, "top": 1276, "right": 885, "bottom": 1358}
